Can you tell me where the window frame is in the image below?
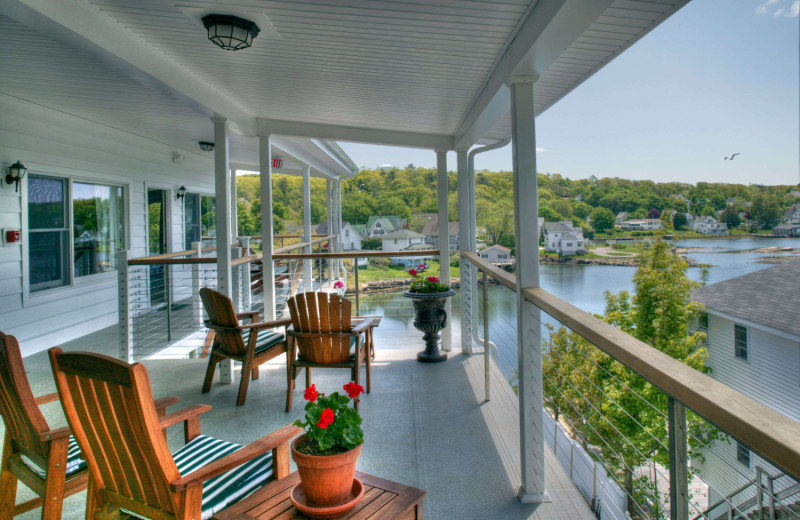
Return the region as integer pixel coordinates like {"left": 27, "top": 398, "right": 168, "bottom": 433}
{"left": 22, "top": 170, "right": 130, "bottom": 306}
{"left": 181, "top": 189, "right": 215, "bottom": 251}
{"left": 734, "top": 324, "right": 748, "bottom": 361}
{"left": 736, "top": 442, "right": 751, "bottom": 468}
{"left": 698, "top": 312, "right": 709, "bottom": 333}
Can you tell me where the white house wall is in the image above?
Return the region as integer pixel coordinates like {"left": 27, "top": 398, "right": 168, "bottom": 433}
{"left": 693, "top": 312, "right": 800, "bottom": 502}
{"left": 0, "top": 94, "right": 214, "bottom": 356}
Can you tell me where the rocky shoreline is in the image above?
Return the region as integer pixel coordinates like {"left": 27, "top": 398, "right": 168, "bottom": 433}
{"left": 348, "top": 276, "right": 506, "bottom": 294}
{"left": 540, "top": 256, "right": 639, "bottom": 267}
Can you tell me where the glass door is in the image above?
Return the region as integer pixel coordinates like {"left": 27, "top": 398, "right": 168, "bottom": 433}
{"left": 147, "top": 188, "right": 168, "bottom": 306}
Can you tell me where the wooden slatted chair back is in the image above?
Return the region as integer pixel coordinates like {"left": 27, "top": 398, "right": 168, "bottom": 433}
{"left": 49, "top": 349, "right": 182, "bottom": 519}
{"left": 287, "top": 292, "right": 353, "bottom": 364}
{"left": 0, "top": 332, "right": 49, "bottom": 464}
{"left": 199, "top": 287, "right": 247, "bottom": 357}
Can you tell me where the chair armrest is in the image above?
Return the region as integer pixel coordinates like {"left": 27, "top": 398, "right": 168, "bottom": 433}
{"left": 240, "top": 318, "right": 293, "bottom": 331}
{"left": 39, "top": 426, "right": 72, "bottom": 441}
{"left": 158, "top": 405, "right": 212, "bottom": 430}
{"left": 34, "top": 392, "right": 60, "bottom": 406}
{"left": 237, "top": 311, "right": 260, "bottom": 323}
{"left": 351, "top": 317, "right": 376, "bottom": 333}
{"left": 170, "top": 424, "right": 301, "bottom": 492}
{"left": 154, "top": 396, "right": 180, "bottom": 414}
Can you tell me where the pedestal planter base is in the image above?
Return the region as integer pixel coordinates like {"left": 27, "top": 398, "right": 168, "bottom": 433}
{"left": 403, "top": 289, "right": 455, "bottom": 363}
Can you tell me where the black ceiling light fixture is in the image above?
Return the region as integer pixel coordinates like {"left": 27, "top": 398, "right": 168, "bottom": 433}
{"left": 202, "top": 14, "right": 260, "bottom": 51}
{"left": 199, "top": 141, "right": 215, "bottom": 152}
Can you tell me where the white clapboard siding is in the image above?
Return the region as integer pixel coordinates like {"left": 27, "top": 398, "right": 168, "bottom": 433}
{"left": 693, "top": 312, "right": 800, "bottom": 500}
{"left": 0, "top": 94, "right": 215, "bottom": 356}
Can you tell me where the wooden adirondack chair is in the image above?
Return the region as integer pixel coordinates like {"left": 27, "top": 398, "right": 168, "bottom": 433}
{"left": 0, "top": 332, "right": 176, "bottom": 520}
{"left": 199, "top": 288, "right": 291, "bottom": 406}
{"left": 48, "top": 348, "right": 300, "bottom": 520}
{"left": 285, "top": 292, "right": 377, "bottom": 412}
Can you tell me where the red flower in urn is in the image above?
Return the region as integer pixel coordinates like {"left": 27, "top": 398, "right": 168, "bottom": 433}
{"left": 406, "top": 263, "right": 449, "bottom": 293}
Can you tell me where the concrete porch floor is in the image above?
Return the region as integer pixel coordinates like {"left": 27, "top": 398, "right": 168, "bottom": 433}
{"left": 7, "top": 315, "right": 593, "bottom": 520}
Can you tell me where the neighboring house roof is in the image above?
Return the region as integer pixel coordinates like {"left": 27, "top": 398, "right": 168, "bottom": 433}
{"left": 545, "top": 222, "right": 573, "bottom": 234}
{"left": 774, "top": 223, "right": 800, "bottom": 231}
{"left": 367, "top": 215, "right": 404, "bottom": 231}
{"left": 382, "top": 229, "right": 425, "bottom": 240}
{"left": 693, "top": 260, "right": 800, "bottom": 340}
{"left": 421, "top": 220, "right": 459, "bottom": 236}
{"left": 405, "top": 243, "right": 435, "bottom": 251}
{"left": 789, "top": 191, "right": 800, "bottom": 198}
{"left": 481, "top": 244, "right": 511, "bottom": 253}
{"left": 561, "top": 232, "right": 578, "bottom": 240}
{"left": 353, "top": 224, "right": 367, "bottom": 234}
{"left": 316, "top": 221, "right": 357, "bottom": 235}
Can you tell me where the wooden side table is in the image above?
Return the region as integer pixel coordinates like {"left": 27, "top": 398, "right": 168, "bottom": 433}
{"left": 214, "top": 471, "right": 425, "bottom": 520}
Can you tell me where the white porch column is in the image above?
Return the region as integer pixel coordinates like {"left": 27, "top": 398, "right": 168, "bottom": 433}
{"left": 213, "top": 117, "right": 234, "bottom": 383}
{"left": 230, "top": 168, "right": 238, "bottom": 239}
{"left": 436, "top": 150, "right": 452, "bottom": 352}
{"left": 302, "top": 165, "right": 313, "bottom": 290}
{"left": 259, "top": 135, "right": 276, "bottom": 321}
{"left": 456, "top": 148, "right": 474, "bottom": 354}
{"left": 509, "top": 75, "right": 546, "bottom": 504}
{"left": 326, "top": 179, "right": 333, "bottom": 281}
{"left": 336, "top": 180, "right": 344, "bottom": 278}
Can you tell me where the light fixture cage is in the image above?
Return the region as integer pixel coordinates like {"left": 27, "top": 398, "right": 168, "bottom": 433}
{"left": 202, "top": 14, "right": 260, "bottom": 51}
{"left": 176, "top": 185, "right": 187, "bottom": 201}
{"left": 199, "top": 141, "right": 215, "bottom": 152}
{"left": 5, "top": 160, "right": 27, "bottom": 193}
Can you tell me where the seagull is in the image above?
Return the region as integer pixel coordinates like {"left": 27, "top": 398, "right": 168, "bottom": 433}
{"left": 724, "top": 153, "right": 740, "bottom": 160}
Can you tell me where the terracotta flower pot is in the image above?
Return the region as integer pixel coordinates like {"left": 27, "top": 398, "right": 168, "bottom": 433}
{"left": 291, "top": 434, "right": 363, "bottom": 507}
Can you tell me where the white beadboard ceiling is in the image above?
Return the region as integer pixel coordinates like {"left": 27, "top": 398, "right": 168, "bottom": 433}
{"left": 0, "top": 0, "right": 689, "bottom": 153}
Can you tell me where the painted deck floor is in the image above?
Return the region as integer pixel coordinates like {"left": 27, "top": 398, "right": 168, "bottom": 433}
{"left": 6, "top": 311, "right": 594, "bottom": 520}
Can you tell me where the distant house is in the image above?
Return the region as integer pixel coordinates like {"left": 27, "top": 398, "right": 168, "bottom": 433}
{"left": 619, "top": 219, "right": 663, "bottom": 231}
{"left": 615, "top": 212, "right": 628, "bottom": 225}
{"left": 692, "top": 216, "right": 728, "bottom": 235}
{"left": 692, "top": 261, "right": 800, "bottom": 505}
{"left": 421, "top": 218, "right": 460, "bottom": 252}
{"left": 788, "top": 190, "right": 800, "bottom": 198}
{"left": 365, "top": 215, "right": 406, "bottom": 237}
{"left": 479, "top": 244, "right": 513, "bottom": 265}
{"left": 544, "top": 222, "right": 586, "bottom": 256}
{"left": 773, "top": 223, "right": 800, "bottom": 237}
{"left": 783, "top": 203, "right": 800, "bottom": 224}
{"left": 315, "top": 222, "right": 361, "bottom": 251}
{"left": 381, "top": 230, "right": 432, "bottom": 266}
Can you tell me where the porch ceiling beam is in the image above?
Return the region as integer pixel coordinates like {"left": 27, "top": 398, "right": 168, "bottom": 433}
{"left": 256, "top": 118, "right": 453, "bottom": 151}
{"left": 0, "top": 0, "right": 256, "bottom": 136}
{"left": 454, "top": 0, "right": 613, "bottom": 149}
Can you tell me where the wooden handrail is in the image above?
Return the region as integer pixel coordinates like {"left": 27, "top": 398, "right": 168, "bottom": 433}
{"left": 127, "top": 256, "right": 216, "bottom": 265}
{"left": 460, "top": 250, "right": 800, "bottom": 481}
{"left": 273, "top": 249, "right": 439, "bottom": 260}
{"left": 250, "top": 234, "right": 326, "bottom": 240}
{"left": 133, "top": 247, "right": 216, "bottom": 262}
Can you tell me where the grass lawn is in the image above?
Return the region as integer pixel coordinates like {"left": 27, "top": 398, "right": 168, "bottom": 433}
{"left": 343, "top": 259, "right": 461, "bottom": 286}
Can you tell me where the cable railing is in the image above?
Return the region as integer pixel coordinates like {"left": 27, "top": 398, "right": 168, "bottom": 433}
{"left": 460, "top": 251, "right": 800, "bottom": 520}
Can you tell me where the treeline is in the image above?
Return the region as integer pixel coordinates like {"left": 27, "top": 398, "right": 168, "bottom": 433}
{"left": 236, "top": 168, "right": 800, "bottom": 244}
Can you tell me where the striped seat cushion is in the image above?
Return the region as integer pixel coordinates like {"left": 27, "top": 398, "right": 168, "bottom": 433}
{"left": 172, "top": 434, "right": 274, "bottom": 520}
{"left": 21, "top": 435, "right": 86, "bottom": 478}
{"left": 241, "top": 329, "right": 285, "bottom": 354}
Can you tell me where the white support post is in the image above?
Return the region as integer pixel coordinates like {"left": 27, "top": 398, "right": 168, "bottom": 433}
{"left": 302, "top": 166, "right": 313, "bottom": 291}
{"left": 436, "top": 150, "right": 452, "bottom": 352}
{"left": 231, "top": 246, "right": 242, "bottom": 312}
{"left": 213, "top": 117, "right": 234, "bottom": 383}
{"left": 231, "top": 167, "right": 238, "bottom": 240}
{"left": 509, "top": 76, "right": 546, "bottom": 504}
{"left": 239, "top": 237, "right": 252, "bottom": 312}
{"left": 117, "top": 250, "right": 133, "bottom": 363}
{"left": 457, "top": 148, "right": 474, "bottom": 355}
{"left": 336, "top": 180, "right": 344, "bottom": 278}
{"left": 191, "top": 241, "right": 203, "bottom": 326}
{"left": 259, "top": 135, "right": 276, "bottom": 321}
{"left": 326, "top": 179, "right": 333, "bottom": 281}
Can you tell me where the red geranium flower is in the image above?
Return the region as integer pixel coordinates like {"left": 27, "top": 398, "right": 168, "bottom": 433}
{"left": 317, "top": 408, "right": 335, "bottom": 429}
{"left": 333, "top": 280, "right": 344, "bottom": 289}
{"left": 426, "top": 276, "right": 439, "bottom": 283}
{"left": 343, "top": 382, "right": 364, "bottom": 399}
{"left": 409, "top": 269, "right": 417, "bottom": 276}
{"left": 417, "top": 264, "right": 426, "bottom": 271}
{"left": 304, "top": 384, "right": 318, "bottom": 402}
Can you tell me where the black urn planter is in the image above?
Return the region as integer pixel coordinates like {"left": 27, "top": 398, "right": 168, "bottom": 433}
{"left": 403, "top": 289, "right": 456, "bottom": 363}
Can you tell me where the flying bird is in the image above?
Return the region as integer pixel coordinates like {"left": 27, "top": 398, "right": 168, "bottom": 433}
{"left": 724, "top": 153, "right": 740, "bottom": 160}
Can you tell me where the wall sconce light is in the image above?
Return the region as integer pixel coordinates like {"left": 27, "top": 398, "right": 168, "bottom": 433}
{"left": 5, "top": 161, "right": 27, "bottom": 193}
{"left": 176, "top": 185, "right": 187, "bottom": 201}
{"left": 202, "top": 14, "right": 260, "bottom": 51}
{"left": 199, "top": 141, "right": 215, "bottom": 152}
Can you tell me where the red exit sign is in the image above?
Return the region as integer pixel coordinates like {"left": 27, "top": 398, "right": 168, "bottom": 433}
{"left": 272, "top": 158, "right": 282, "bottom": 169}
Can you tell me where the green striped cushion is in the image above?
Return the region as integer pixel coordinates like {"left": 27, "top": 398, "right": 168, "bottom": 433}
{"left": 241, "top": 329, "right": 285, "bottom": 353}
{"left": 20, "top": 435, "right": 86, "bottom": 478}
{"left": 172, "top": 434, "right": 273, "bottom": 520}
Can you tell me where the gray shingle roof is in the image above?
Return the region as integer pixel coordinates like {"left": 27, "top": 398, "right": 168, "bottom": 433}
{"left": 693, "top": 259, "right": 800, "bottom": 339}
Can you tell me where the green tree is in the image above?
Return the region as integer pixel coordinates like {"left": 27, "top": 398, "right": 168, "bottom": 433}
{"left": 719, "top": 206, "right": 741, "bottom": 229}
{"left": 750, "top": 192, "right": 781, "bottom": 228}
{"left": 672, "top": 212, "right": 688, "bottom": 231}
{"left": 543, "top": 241, "right": 712, "bottom": 518}
{"left": 539, "top": 206, "right": 562, "bottom": 222}
{"left": 591, "top": 207, "right": 616, "bottom": 232}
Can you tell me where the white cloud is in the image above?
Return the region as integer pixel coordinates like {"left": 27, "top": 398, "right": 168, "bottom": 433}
{"left": 536, "top": 147, "right": 547, "bottom": 152}
{"left": 755, "top": 0, "right": 798, "bottom": 16}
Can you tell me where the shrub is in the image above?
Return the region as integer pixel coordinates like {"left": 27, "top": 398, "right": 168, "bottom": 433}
{"left": 612, "top": 243, "right": 627, "bottom": 250}
{"left": 449, "top": 253, "right": 460, "bottom": 267}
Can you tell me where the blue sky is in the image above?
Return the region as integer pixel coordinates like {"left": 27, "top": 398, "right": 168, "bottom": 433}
{"left": 338, "top": 0, "right": 799, "bottom": 186}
